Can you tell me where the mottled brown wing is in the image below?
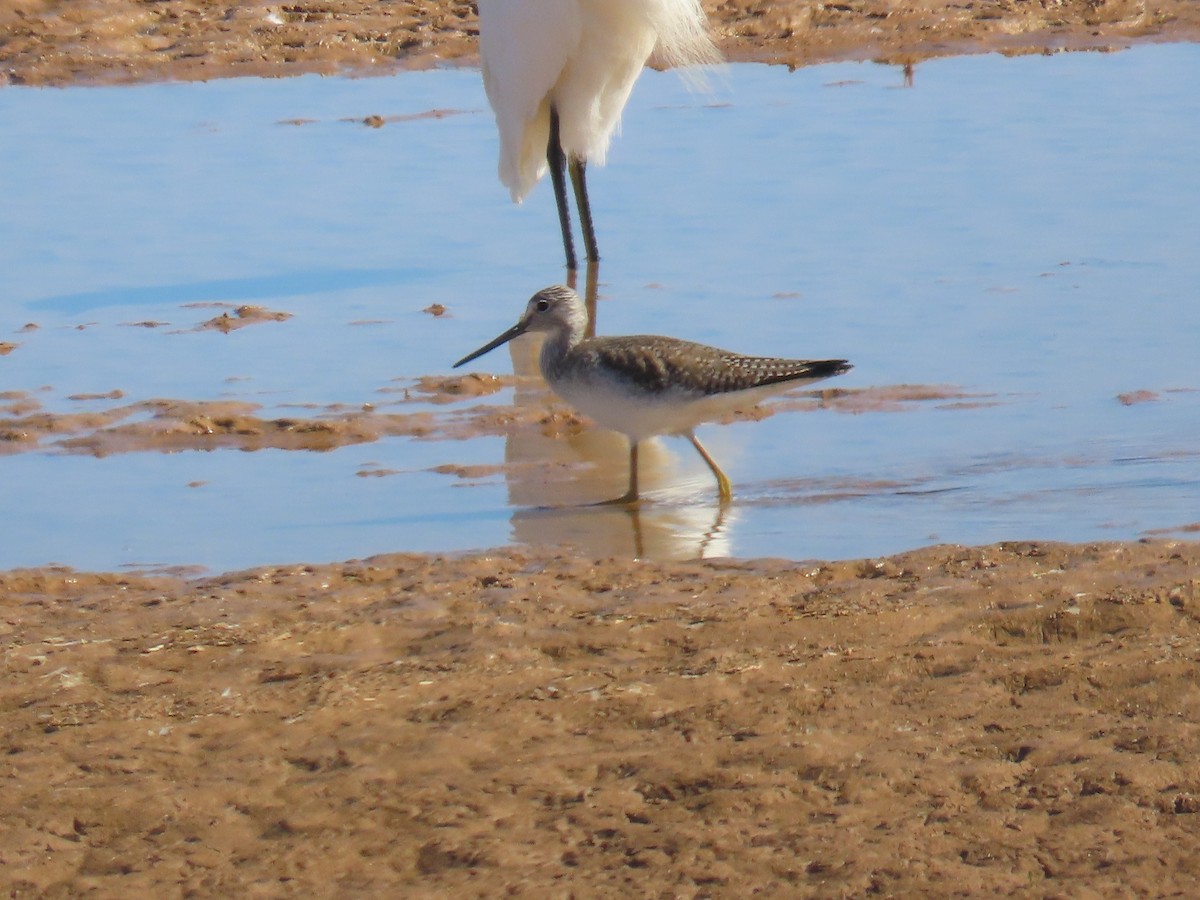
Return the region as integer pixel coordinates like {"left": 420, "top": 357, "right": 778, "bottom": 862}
{"left": 575, "top": 336, "right": 851, "bottom": 396}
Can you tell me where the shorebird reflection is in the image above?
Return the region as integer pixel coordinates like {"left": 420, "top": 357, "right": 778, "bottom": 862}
{"left": 510, "top": 487, "right": 735, "bottom": 560}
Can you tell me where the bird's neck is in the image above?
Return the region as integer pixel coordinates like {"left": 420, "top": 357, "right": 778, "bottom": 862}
{"left": 539, "top": 326, "right": 584, "bottom": 381}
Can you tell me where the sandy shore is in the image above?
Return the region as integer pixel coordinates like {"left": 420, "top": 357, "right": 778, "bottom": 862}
{"left": 4, "top": 2, "right": 1200, "bottom": 896}
{"left": 5, "top": 540, "right": 1200, "bottom": 895}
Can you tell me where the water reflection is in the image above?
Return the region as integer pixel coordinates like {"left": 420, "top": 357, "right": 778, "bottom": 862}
{"left": 511, "top": 498, "right": 733, "bottom": 559}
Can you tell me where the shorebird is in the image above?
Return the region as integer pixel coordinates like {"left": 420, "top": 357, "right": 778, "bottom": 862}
{"left": 478, "top": 0, "right": 719, "bottom": 269}
{"left": 452, "top": 285, "right": 852, "bottom": 504}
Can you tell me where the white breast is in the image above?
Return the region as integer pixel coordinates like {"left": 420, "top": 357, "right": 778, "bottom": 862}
{"left": 551, "top": 372, "right": 797, "bottom": 443}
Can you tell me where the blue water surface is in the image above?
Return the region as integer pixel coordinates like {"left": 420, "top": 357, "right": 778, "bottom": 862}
{"left": 1, "top": 45, "right": 1198, "bottom": 570}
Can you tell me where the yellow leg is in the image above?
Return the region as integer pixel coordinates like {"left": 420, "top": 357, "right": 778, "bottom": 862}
{"left": 595, "top": 441, "right": 640, "bottom": 506}
{"left": 627, "top": 441, "right": 639, "bottom": 500}
{"left": 688, "top": 432, "right": 732, "bottom": 501}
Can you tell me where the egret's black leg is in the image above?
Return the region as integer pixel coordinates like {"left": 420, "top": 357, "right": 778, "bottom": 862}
{"left": 569, "top": 157, "right": 600, "bottom": 264}
{"left": 547, "top": 107, "right": 578, "bottom": 270}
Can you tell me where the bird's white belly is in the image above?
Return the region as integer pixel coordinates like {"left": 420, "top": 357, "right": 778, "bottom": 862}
{"left": 550, "top": 374, "right": 790, "bottom": 443}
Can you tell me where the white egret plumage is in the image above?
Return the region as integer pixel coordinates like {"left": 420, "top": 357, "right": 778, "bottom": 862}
{"left": 478, "top": 0, "right": 720, "bottom": 269}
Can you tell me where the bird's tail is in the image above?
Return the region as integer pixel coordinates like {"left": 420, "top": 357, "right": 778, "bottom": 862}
{"left": 649, "top": 0, "right": 722, "bottom": 74}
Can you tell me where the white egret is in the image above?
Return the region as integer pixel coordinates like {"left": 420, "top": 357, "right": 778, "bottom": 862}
{"left": 478, "top": 0, "right": 719, "bottom": 269}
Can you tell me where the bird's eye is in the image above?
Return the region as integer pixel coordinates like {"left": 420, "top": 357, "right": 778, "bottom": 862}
{"left": 536, "top": 299, "right": 550, "bottom": 312}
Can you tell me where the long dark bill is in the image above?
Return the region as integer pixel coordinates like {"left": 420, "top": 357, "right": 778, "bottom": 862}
{"left": 452, "top": 320, "right": 529, "bottom": 369}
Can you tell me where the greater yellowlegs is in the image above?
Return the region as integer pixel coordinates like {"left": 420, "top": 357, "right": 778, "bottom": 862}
{"left": 453, "top": 285, "right": 851, "bottom": 504}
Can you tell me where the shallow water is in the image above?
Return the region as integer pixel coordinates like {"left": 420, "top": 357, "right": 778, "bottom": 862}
{"left": 2, "top": 46, "right": 1198, "bottom": 570}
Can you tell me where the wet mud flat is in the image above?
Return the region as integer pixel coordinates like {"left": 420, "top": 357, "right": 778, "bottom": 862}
{"left": 4, "top": 1, "right": 1200, "bottom": 895}
{"left": 3, "top": 0, "right": 1200, "bottom": 86}
{"left": 4, "top": 540, "right": 1200, "bottom": 894}
{"left": 0, "top": 381, "right": 975, "bottom": 457}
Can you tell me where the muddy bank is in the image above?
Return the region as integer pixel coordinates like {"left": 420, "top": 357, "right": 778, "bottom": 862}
{"left": 4, "top": 539, "right": 1200, "bottom": 894}
{"left": 3, "top": 0, "right": 1200, "bottom": 86}
{"left": 0, "top": 384, "right": 979, "bottom": 456}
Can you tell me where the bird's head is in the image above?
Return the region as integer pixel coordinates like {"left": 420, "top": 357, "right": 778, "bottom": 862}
{"left": 453, "top": 285, "right": 587, "bottom": 369}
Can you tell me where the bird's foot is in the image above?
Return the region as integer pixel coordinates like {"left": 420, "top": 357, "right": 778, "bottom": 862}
{"left": 590, "top": 491, "right": 641, "bottom": 508}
